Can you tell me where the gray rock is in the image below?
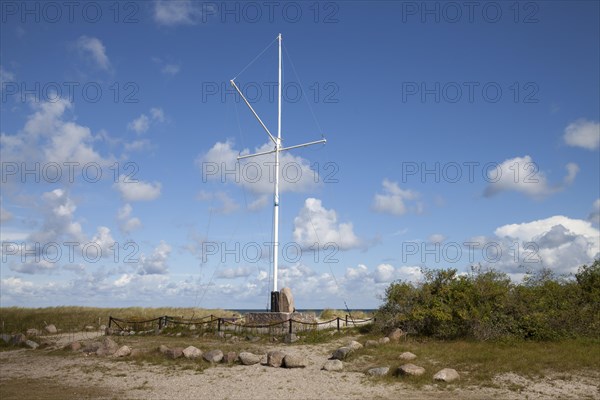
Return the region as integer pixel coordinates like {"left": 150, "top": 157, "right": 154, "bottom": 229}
{"left": 364, "top": 340, "right": 379, "bottom": 347}
{"left": 387, "top": 328, "right": 405, "bottom": 341}
{"left": 267, "top": 351, "right": 286, "bottom": 367}
{"left": 433, "top": 368, "right": 460, "bottom": 382}
{"left": 99, "top": 325, "right": 107, "bottom": 331}
{"left": 367, "top": 367, "right": 389, "bottom": 376}
{"left": 279, "top": 287, "right": 295, "bottom": 313}
{"left": 322, "top": 359, "right": 343, "bottom": 371}
{"left": 283, "top": 354, "right": 306, "bottom": 368}
{"left": 82, "top": 341, "right": 102, "bottom": 353}
{"left": 348, "top": 340, "right": 363, "bottom": 350}
{"left": 26, "top": 328, "right": 40, "bottom": 336}
{"left": 1, "top": 333, "right": 11, "bottom": 343}
{"left": 182, "top": 346, "right": 202, "bottom": 360}
{"left": 399, "top": 352, "right": 417, "bottom": 361}
{"left": 222, "top": 351, "right": 238, "bottom": 363}
{"left": 203, "top": 349, "right": 224, "bottom": 363}
{"left": 331, "top": 347, "right": 353, "bottom": 360}
{"left": 239, "top": 352, "right": 261, "bottom": 365}
{"left": 44, "top": 324, "right": 57, "bottom": 334}
{"left": 284, "top": 333, "right": 298, "bottom": 344}
{"left": 114, "top": 345, "right": 131, "bottom": 357}
{"left": 378, "top": 337, "right": 390, "bottom": 344}
{"left": 398, "top": 363, "right": 425, "bottom": 376}
{"left": 165, "top": 347, "right": 183, "bottom": 359}
{"left": 96, "top": 337, "right": 119, "bottom": 356}
{"left": 69, "top": 341, "right": 82, "bottom": 351}
{"left": 158, "top": 344, "right": 170, "bottom": 354}
{"left": 189, "top": 324, "right": 197, "bottom": 331}
{"left": 11, "top": 333, "right": 27, "bottom": 345}
{"left": 25, "top": 340, "right": 39, "bottom": 349}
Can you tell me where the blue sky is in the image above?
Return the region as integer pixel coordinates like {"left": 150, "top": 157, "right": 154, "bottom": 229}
{"left": 1, "top": 1, "right": 599, "bottom": 309}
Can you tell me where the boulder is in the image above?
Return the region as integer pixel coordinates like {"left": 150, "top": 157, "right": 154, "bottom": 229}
{"left": 283, "top": 354, "right": 306, "bottom": 368}
{"left": 26, "top": 328, "right": 40, "bottom": 336}
{"left": 130, "top": 348, "right": 144, "bottom": 358}
{"left": 69, "top": 341, "right": 82, "bottom": 351}
{"left": 279, "top": 287, "right": 295, "bottom": 313}
{"left": 189, "top": 324, "right": 197, "bottom": 331}
{"left": 114, "top": 345, "right": 131, "bottom": 357}
{"left": 222, "top": 351, "right": 238, "bottom": 364}
{"left": 399, "top": 352, "right": 417, "bottom": 361}
{"left": 348, "top": 340, "right": 363, "bottom": 350}
{"left": 25, "top": 340, "right": 39, "bottom": 349}
{"left": 96, "top": 337, "right": 119, "bottom": 356}
{"left": 239, "top": 352, "right": 261, "bottom": 365}
{"left": 1, "top": 333, "right": 11, "bottom": 343}
{"left": 165, "top": 347, "right": 184, "bottom": 359}
{"left": 203, "top": 349, "right": 224, "bottom": 363}
{"left": 367, "top": 367, "right": 389, "bottom": 377}
{"left": 99, "top": 325, "right": 107, "bottom": 331}
{"left": 387, "top": 328, "right": 405, "bottom": 341}
{"left": 433, "top": 368, "right": 460, "bottom": 382}
{"left": 82, "top": 341, "right": 102, "bottom": 354}
{"left": 158, "top": 345, "right": 170, "bottom": 355}
{"left": 182, "top": 346, "right": 202, "bottom": 360}
{"left": 11, "top": 334, "right": 27, "bottom": 345}
{"left": 378, "top": 337, "right": 390, "bottom": 344}
{"left": 284, "top": 333, "right": 298, "bottom": 344}
{"left": 397, "top": 363, "right": 425, "bottom": 377}
{"left": 267, "top": 351, "right": 286, "bottom": 367}
{"left": 364, "top": 340, "right": 379, "bottom": 347}
{"left": 331, "top": 347, "right": 353, "bottom": 360}
{"left": 322, "top": 359, "right": 343, "bottom": 371}
{"left": 44, "top": 324, "right": 58, "bottom": 334}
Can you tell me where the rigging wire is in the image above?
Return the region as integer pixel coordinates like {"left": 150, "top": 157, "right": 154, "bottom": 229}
{"left": 232, "top": 36, "right": 278, "bottom": 81}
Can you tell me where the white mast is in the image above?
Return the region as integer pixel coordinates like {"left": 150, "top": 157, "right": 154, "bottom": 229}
{"left": 230, "top": 34, "right": 326, "bottom": 311}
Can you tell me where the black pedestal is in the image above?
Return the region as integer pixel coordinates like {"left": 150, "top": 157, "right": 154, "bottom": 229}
{"left": 270, "top": 291, "right": 280, "bottom": 312}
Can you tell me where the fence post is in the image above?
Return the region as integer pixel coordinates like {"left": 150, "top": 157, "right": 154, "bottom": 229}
{"left": 337, "top": 317, "right": 340, "bottom": 332}
{"left": 218, "top": 318, "right": 222, "bottom": 332}
{"left": 345, "top": 315, "right": 348, "bottom": 327}
{"left": 108, "top": 317, "right": 112, "bottom": 328}
{"left": 288, "top": 319, "right": 293, "bottom": 334}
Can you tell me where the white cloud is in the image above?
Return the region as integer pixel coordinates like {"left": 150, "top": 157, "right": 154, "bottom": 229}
{"left": 0, "top": 197, "right": 12, "bottom": 222}
{"left": 588, "top": 199, "right": 600, "bottom": 225}
{"left": 137, "top": 241, "right": 171, "bottom": 275}
{"left": 428, "top": 233, "right": 446, "bottom": 243}
{"left": 293, "top": 198, "right": 361, "bottom": 250}
{"left": 91, "top": 226, "right": 116, "bottom": 257}
{"left": 217, "top": 266, "right": 253, "bottom": 279}
{"left": 0, "top": 65, "right": 15, "bottom": 89}
{"left": 114, "top": 176, "right": 161, "bottom": 202}
{"left": 483, "top": 156, "right": 577, "bottom": 198}
{"left": 30, "top": 189, "right": 84, "bottom": 244}
{"left": 154, "top": 0, "right": 201, "bottom": 26}
{"left": 161, "top": 63, "right": 181, "bottom": 75}
{"left": 127, "top": 107, "right": 165, "bottom": 134}
{"left": 197, "top": 140, "right": 321, "bottom": 200}
{"left": 124, "top": 139, "right": 152, "bottom": 152}
{"left": 372, "top": 179, "right": 420, "bottom": 216}
{"left": 76, "top": 36, "right": 111, "bottom": 71}
{"left": 117, "top": 203, "right": 142, "bottom": 233}
{"left": 196, "top": 190, "right": 239, "bottom": 214}
{"left": 564, "top": 119, "right": 600, "bottom": 150}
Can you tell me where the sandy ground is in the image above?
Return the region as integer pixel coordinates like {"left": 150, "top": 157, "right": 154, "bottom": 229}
{"left": 1, "top": 334, "right": 598, "bottom": 400}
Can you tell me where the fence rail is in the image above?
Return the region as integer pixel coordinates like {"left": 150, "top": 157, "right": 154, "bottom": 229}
{"left": 108, "top": 314, "right": 374, "bottom": 335}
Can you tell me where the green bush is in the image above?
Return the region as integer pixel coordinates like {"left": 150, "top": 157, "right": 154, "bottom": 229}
{"left": 375, "top": 260, "right": 600, "bottom": 341}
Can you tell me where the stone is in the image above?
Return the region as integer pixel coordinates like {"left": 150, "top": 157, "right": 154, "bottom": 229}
{"left": 99, "top": 325, "right": 107, "bottom": 331}
{"left": 283, "top": 354, "right": 306, "bottom": 368}
{"left": 96, "top": 337, "right": 119, "bottom": 356}
{"left": 25, "top": 340, "right": 39, "bottom": 349}
{"left": 399, "top": 352, "right": 417, "bottom": 361}
{"left": 203, "top": 349, "right": 224, "bottom": 363}
{"left": 398, "top": 363, "right": 425, "bottom": 377}
{"left": 130, "top": 349, "right": 144, "bottom": 358}
{"left": 165, "top": 347, "right": 184, "bottom": 359}
{"left": 267, "top": 351, "right": 286, "bottom": 367}
{"left": 331, "top": 347, "right": 353, "bottom": 360}
{"left": 239, "top": 352, "right": 261, "bottom": 365}
{"left": 11, "top": 334, "right": 27, "bottom": 345}
{"left": 433, "top": 368, "right": 460, "bottom": 382}
{"left": 367, "top": 367, "right": 389, "bottom": 376}
{"left": 348, "top": 340, "right": 363, "bottom": 350}
{"left": 44, "top": 324, "right": 58, "bottom": 334}
{"left": 182, "top": 346, "right": 202, "bottom": 360}
{"left": 222, "top": 351, "right": 238, "bottom": 364}
{"left": 387, "top": 328, "right": 405, "bottom": 341}
{"left": 365, "top": 340, "right": 379, "bottom": 347}
{"left": 322, "top": 359, "right": 343, "bottom": 371}
{"left": 69, "top": 341, "right": 82, "bottom": 351}
{"left": 114, "top": 345, "right": 131, "bottom": 357}
{"left": 284, "top": 333, "right": 298, "bottom": 344}
{"left": 279, "top": 287, "right": 295, "bottom": 313}
{"left": 378, "top": 337, "right": 390, "bottom": 344}
{"left": 189, "top": 324, "right": 197, "bottom": 331}
{"left": 82, "top": 341, "right": 102, "bottom": 353}
{"left": 85, "top": 325, "right": 95, "bottom": 331}
{"left": 246, "top": 335, "right": 261, "bottom": 343}
{"left": 1, "top": 334, "right": 11, "bottom": 343}
{"left": 158, "top": 345, "right": 170, "bottom": 354}
{"left": 26, "top": 328, "right": 40, "bottom": 336}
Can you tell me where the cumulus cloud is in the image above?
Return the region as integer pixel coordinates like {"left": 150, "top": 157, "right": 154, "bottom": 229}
{"left": 0, "top": 197, "right": 12, "bottom": 222}
{"left": 563, "top": 119, "right": 600, "bottom": 150}
{"left": 161, "top": 64, "right": 181, "bottom": 75}
{"left": 137, "top": 241, "right": 171, "bottom": 275}
{"left": 372, "top": 179, "right": 421, "bottom": 216}
{"left": 588, "top": 199, "right": 600, "bottom": 225}
{"left": 127, "top": 107, "right": 165, "bottom": 134}
{"left": 428, "top": 233, "right": 446, "bottom": 243}
{"left": 114, "top": 176, "right": 161, "bottom": 202}
{"left": 197, "top": 140, "right": 321, "bottom": 202}
{"left": 217, "top": 266, "right": 253, "bottom": 279}
{"left": 117, "top": 203, "right": 142, "bottom": 233}
{"left": 293, "top": 198, "right": 361, "bottom": 250}
{"left": 483, "top": 156, "right": 577, "bottom": 198}
{"left": 76, "top": 36, "right": 111, "bottom": 71}
{"left": 154, "top": 0, "right": 202, "bottom": 25}
{"left": 196, "top": 190, "right": 239, "bottom": 214}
